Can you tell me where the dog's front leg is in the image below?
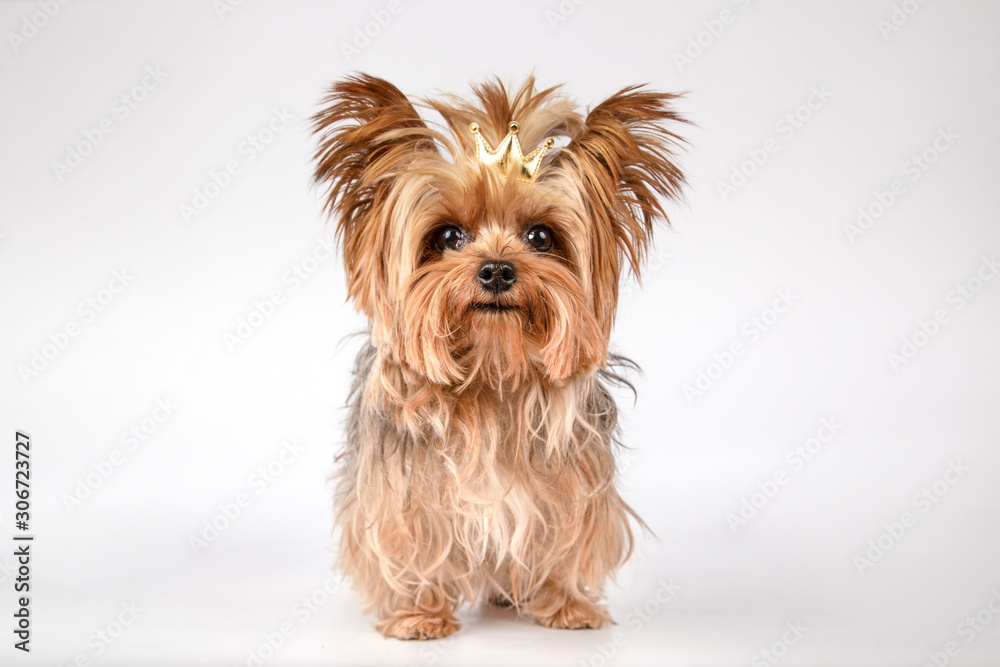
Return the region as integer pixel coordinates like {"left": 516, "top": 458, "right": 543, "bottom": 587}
{"left": 337, "top": 444, "right": 463, "bottom": 640}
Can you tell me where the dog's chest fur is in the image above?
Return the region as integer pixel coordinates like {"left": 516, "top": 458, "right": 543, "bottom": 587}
{"left": 340, "top": 341, "right": 624, "bottom": 570}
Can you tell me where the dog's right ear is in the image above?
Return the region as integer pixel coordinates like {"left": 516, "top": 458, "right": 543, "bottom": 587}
{"left": 312, "top": 73, "right": 434, "bottom": 319}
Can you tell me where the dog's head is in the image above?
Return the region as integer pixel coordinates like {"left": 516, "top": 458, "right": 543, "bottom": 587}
{"left": 313, "top": 74, "right": 685, "bottom": 390}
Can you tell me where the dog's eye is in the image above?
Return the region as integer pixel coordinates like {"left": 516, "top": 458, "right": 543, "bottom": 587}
{"left": 435, "top": 225, "right": 467, "bottom": 252}
{"left": 524, "top": 225, "right": 553, "bottom": 253}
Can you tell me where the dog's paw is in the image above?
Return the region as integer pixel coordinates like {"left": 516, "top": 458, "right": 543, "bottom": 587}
{"left": 487, "top": 593, "right": 514, "bottom": 608}
{"left": 379, "top": 612, "right": 460, "bottom": 640}
{"left": 532, "top": 599, "right": 608, "bottom": 630}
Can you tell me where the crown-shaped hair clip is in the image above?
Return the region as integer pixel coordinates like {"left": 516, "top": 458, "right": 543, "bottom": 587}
{"left": 469, "top": 121, "right": 555, "bottom": 182}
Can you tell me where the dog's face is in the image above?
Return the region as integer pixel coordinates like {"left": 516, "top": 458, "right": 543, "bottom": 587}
{"left": 314, "top": 75, "right": 685, "bottom": 389}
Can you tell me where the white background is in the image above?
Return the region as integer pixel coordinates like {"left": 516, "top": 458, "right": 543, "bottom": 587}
{"left": 2, "top": 1, "right": 999, "bottom": 665}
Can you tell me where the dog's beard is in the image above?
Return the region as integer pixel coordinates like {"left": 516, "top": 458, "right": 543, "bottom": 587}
{"left": 397, "top": 253, "right": 604, "bottom": 391}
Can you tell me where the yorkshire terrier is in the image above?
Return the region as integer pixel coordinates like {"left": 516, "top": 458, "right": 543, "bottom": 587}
{"left": 312, "top": 74, "right": 686, "bottom": 639}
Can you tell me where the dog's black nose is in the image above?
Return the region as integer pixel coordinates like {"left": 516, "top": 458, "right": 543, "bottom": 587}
{"left": 477, "top": 260, "right": 516, "bottom": 294}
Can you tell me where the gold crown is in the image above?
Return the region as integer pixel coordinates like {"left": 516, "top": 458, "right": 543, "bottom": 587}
{"left": 470, "top": 121, "right": 554, "bottom": 182}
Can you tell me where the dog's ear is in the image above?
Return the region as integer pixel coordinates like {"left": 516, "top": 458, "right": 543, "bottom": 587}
{"left": 312, "top": 74, "right": 435, "bottom": 319}
{"left": 558, "top": 86, "right": 687, "bottom": 332}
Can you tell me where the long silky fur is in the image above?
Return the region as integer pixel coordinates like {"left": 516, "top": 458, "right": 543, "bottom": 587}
{"left": 314, "top": 74, "right": 685, "bottom": 638}
{"left": 336, "top": 342, "right": 641, "bottom": 630}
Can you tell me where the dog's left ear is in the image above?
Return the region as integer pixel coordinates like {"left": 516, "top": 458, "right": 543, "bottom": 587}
{"left": 557, "top": 87, "right": 687, "bottom": 331}
{"left": 312, "top": 73, "right": 436, "bottom": 320}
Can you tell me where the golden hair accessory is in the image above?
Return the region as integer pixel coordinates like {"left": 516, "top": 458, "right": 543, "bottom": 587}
{"left": 469, "top": 121, "right": 554, "bottom": 182}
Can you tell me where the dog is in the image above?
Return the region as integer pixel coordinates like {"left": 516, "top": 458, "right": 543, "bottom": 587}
{"left": 312, "top": 74, "right": 686, "bottom": 639}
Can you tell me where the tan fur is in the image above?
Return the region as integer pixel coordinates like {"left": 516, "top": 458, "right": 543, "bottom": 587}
{"left": 313, "top": 74, "right": 686, "bottom": 639}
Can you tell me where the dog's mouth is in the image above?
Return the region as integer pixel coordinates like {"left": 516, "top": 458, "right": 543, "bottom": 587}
{"left": 469, "top": 302, "right": 520, "bottom": 314}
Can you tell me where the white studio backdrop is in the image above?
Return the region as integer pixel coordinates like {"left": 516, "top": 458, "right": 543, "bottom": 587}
{"left": 1, "top": 1, "right": 999, "bottom": 665}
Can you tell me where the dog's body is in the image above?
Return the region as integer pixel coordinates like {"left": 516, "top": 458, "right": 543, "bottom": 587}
{"left": 313, "top": 74, "right": 685, "bottom": 639}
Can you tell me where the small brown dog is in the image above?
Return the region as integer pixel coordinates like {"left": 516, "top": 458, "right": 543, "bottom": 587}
{"left": 312, "top": 74, "right": 685, "bottom": 639}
